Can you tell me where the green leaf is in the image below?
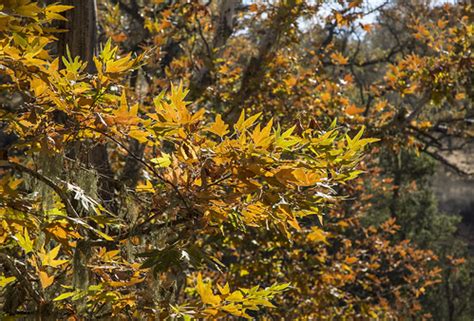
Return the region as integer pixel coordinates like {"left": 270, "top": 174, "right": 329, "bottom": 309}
{"left": 53, "top": 291, "right": 75, "bottom": 301}
{"left": 270, "top": 282, "right": 291, "bottom": 292}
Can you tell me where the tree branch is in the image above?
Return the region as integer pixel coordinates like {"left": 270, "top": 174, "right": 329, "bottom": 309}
{"left": 0, "top": 161, "right": 80, "bottom": 218}
{"left": 0, "top": 253, "right": 43, "bottom": 305}
{"left": 423, "top": 149, "right": 472, "bottom": 177}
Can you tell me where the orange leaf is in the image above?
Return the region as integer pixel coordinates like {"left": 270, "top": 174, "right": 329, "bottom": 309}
{"left": 345, "top": 257, "right": 358, "bottom": 264}
{"left": 349, "top": 0, "right": 362, "bottom": 9}
{"left": 321, "top": 92, "right": 331, "bottom": 103}
{"left": 39, "top": 271, "right": 54, "bottom": 289}
{"left": 345, "top": 104, "right": 365, "bottom": 115}
{"left": 330, "top": 52, "right": 348, "bottom": 65}
{"left": 249, "top": 4, "right": 258, "bottom": 12}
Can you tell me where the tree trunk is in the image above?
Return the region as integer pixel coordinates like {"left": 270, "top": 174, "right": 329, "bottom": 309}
{"left": 54, "top": 1, "right": 105, "bottom": 313}
{"left": 56, "top": 0, "right": 120, "bottom": 211}
{"left": 57, "top": 0, "right": 98, "bottom": 73}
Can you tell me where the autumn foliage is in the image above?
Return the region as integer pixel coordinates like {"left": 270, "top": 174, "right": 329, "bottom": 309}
{"left": 0, "top": 0, "right": 472, "bottom": 320}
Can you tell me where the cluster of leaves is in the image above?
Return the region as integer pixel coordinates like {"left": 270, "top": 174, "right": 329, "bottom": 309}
{"left": 0, "top": 1, "right": 379, "bottom": 319}
{"left": 172, "top": 274, "right": 290, "bottom": 319}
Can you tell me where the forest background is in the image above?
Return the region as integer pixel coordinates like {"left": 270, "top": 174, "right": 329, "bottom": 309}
{"left": 0, "top": 0, "right": 473, "bottom": 319}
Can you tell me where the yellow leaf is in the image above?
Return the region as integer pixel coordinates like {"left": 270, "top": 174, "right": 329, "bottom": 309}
{"left": 279, "top": 205, "right": 301, "bottom": 231}
{"left": 251, "top": 119, "right": 273, "bottom": 148}
{"left": 8, "top": 178, "right": 23, "bottom": 190}
{"left": 15, "top": 229, "right": 33, "bottom": 254}
{"left": 217, "top": 282, "right": 230, "bottom": 295}
{"left": 0, "top": 276, "right": 16, "bottom": 288}
{"left": 39, "top": 245, "right": 68, "bottom": 268}
{"left": 101, "top": 249, "right": 121, "bottom": 261}
{"left": 136, "top": 180, "right": 155, "bottom": 193}
{"left": 222, "top": 304, "right": 241, "bottom": 315}
{"left": 113, "top": 93, "right": 139, "bottom": 125}
{"left": 418, "top": 121, "right": 432, "bottom": 129}
{"left": 46, "top": 225, "right": 68, "bottom": 240}
{"left": 45, "top": 11, "right": 68, "bottom": 21}
{"left": 235, "top": 111, "right": 262, "bottom": 132}
{"left": 39, "top": 271, "right": 54, "bottom": 289}
{"left": 369, "top": 310, "right": 379, "bottom": 318}
{"left": 235, "top": 110, "right": 246, "bottom": 132}
{"left": 46, "top": 4, "right": 74, "bottom": 13}
{"left": 96, "top": 230, "right": 113, "bottom": 241}
{"left": 53, "top": 291, "right": 75, "bottom": 301}
{"left": 15, "top": 3, "right": 41, "bottom": 17}
{"left": 129, "top": 128, "right": 148, "bottom": 143}
{"left": 150, "top": 153, "right": 171, "bottom": 168}
{"left": 242, "top": 203, "right": 267, "bottom": 226}
{"left": 203, "top": 308, "right": 219, "bottom": 316}
{"left": 338, "top": 220, "right": 349, "bottom": 228}
{"left": 106, "top": 53, "right": 133, "bottom": 73}
{"left": 240, "top": 269, "right": 249, "bottom": 277}
{"left": 307, "top": 227, "right": 329, "bottom": 244}
{"left": 30, "top": 78, "right": 48, "bottom": 97}
{"left": 226, "top": 290, "right": 244, "bottom": 302}
{"left": 284, "top": 76, "right": 298, "bottom": 87}
{"left": 208, "top": 115, "right": 229, "bottom": 137}
{"left": 291, "top": 168, "right": 320, "bottom": 186}
{"left": 196, "top": 273, "right": 221, "bottom": 306}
